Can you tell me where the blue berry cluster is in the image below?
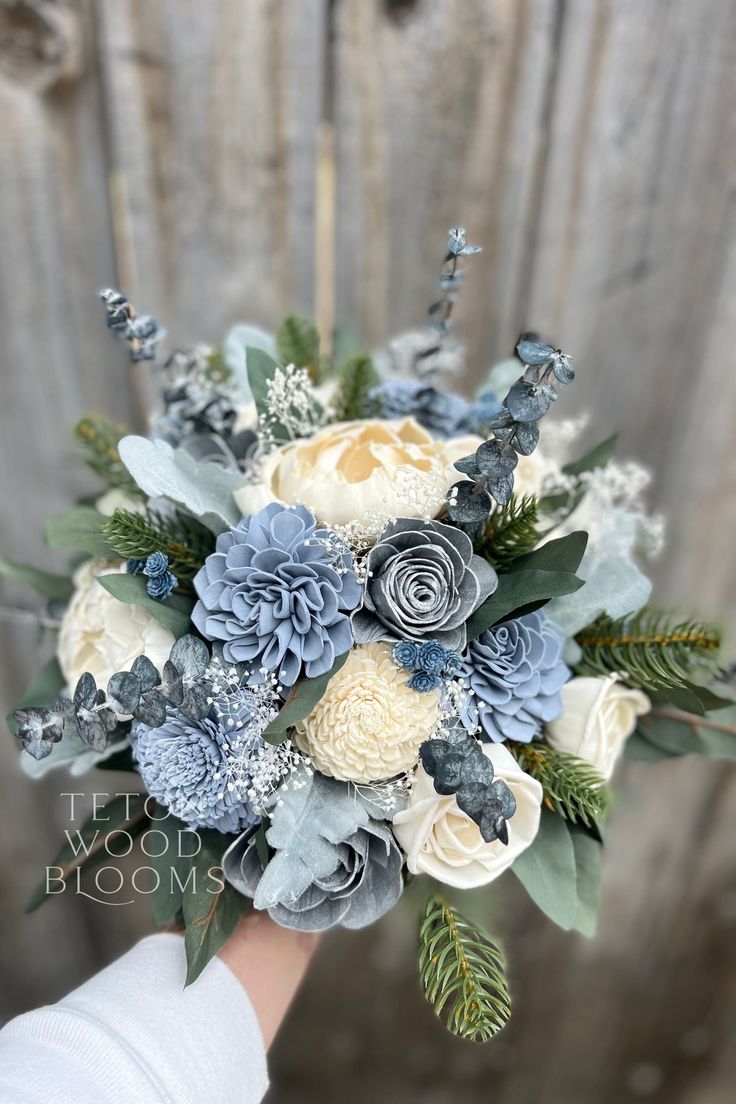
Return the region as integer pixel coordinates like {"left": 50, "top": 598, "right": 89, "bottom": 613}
{"left": 127, "top": 551, "right": 178, "bottom": 601}
{"left": 392, "top": 640, "right": 463, "bottom": 693}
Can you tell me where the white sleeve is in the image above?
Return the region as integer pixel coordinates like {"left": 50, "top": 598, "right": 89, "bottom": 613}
{"left": 0, "top": 932, "right": 269, "bottom": 1104}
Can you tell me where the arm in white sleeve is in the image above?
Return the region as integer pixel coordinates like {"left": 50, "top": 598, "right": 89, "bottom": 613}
{"left": 0, "top": 932, "right": 269, "bottom": 1104}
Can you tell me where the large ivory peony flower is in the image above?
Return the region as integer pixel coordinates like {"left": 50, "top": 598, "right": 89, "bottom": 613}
{"left": 234, "top": 417, "right": 481, "bottom": 537}
{"left": 57, "top": 560, "right": 175, "bottom": 691}
{"left": 294, "top": 642, "right": 441, "bottom": 783}
{"left": 545, "top": 675, "right": 650, "bottom": 779}
{"left": 393, "top": 743, "right": 542, "bottom": 889}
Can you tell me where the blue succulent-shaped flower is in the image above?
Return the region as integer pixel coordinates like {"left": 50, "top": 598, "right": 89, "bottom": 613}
{"left": 192, "top": 503, "right": 362, "bottom": 687}
{"left": 132, "top": 702, "right": 263, "bottom": 834}
{"left": 459, "top": 611, "right": 569, "bottom": 743}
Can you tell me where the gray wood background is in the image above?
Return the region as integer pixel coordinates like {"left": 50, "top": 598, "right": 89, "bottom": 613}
{"left": 0, "top": 2, "right": 734, "bottom": 1102}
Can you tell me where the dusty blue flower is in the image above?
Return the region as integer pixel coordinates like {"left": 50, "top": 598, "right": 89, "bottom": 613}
{"left": 409, "top": 670, "right": 442, "bottom": 693}
{"left": 132, "top": 704, "right": 263, "bottom": 834}
{"left": 417, "top": 640, "right": 448, "bottom": 675}
{"left": 146, "top": 570, "right": 178, "bottom": 601}
{"left": 144, "top": 551, "right": 170, "bottom": 577}
{"left": 127, "top": 558, "right": 145, "bottom": 575}
{"left": 460, "top": 611, "right": 569, "bottom": 743}
{"left": 392, "top": 641, "right": 421, "bottom": 670}
{"left": 192, "top": 503, "right": 362, "bottom": 687}
{"left": 369, "top": 378, "right": 471, "bottom": 438}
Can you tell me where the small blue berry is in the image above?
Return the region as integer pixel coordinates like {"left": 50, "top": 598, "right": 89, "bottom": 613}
{"left": 417, "top": 640, "right": 447, "bottom": 675}
{"left": 126, "top": 558, "right": 146, "bottom": 575}
{"left": 146, "top": 570, "right": 178, "bottom": 601}
{"left": 392, "top": 640, "right": 421, "bottom": 671}
{"left": 408, "top": 670, "right": 441, "bottom": 694}
{"left": 144, "top": 551, "right": 169, "bottom": 578}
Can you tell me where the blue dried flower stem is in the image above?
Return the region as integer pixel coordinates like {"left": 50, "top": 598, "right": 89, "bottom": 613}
{"left": 417, "top": 228, "right": 482, "bottom": 379}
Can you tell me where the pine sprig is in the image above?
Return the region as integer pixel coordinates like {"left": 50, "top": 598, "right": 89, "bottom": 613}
{"left": 575, "top": 610, "right": 721, "bottom": 692}
{"left": 101, "top": 509, "right": 215, "bottom": 581}
{"left": 476, "top": 494, "right": 541, "bottom": 568}
{"left": 276, "top": 315, "right": 324, "bottom": 382}
{"left": 74, "top": 415, "right": 143, "bottom": 497}
{"left": 332, "top": 355, "right": 380, "bottom": 421}
{"left": 508, "top": 741, "right": 609, "bottom": 829}
{"left": 418, "top": 895, "right": 511, "bottom": 1043}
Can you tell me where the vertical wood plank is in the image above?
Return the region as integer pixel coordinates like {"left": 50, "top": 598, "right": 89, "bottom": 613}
{"left": 94, "top": 0, "right": 327, "bottom": 345}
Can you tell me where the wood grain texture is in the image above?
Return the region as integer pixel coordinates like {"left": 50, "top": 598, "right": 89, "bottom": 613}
{"left": 0, "top": 2, "right": 734, "bottom": 1101}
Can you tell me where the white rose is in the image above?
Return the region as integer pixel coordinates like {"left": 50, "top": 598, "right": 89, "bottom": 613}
{"left": 392, "top": 743, "right": 542, "bottom": 889}
{"left": 95, "top": 489, "right": 145, "bottom": 517}
{"left": 57, "top": 559, "right": 175, "bottom": 691}
{"left": 545, "top": 675, "right": 650, "bottom": 779}
{"left": 234, "top": 417, "right": 481, "bottom": 538}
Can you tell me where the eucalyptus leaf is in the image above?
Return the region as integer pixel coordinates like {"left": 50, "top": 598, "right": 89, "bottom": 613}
{"left": 563, "top": 434, "right": 619, "bottom": 477}
{"left": 513, "top": 421, "right": 539, "bottom": 456}
{"left": 546, "top": 554, "right": 652, "bottom": 636}
{"left": 7, "top": 657, "right": 65, "bottom": 734}
{"left": 0, "top": 557, "right": 73, "bottom": 602}
{"left": 97, "top": 573, "right": 193, "bottom": 637}
{"left": 506, "top": 381, "right": 552, "bottom": 423}
{"left": 569, "top": 824, "right": 602, "bottom": 937}
{"left": 512, "top": 807, "right": 578, "bottom": 930}
{"left": 446, "top": 480, "right": 493, "bottom": 525}
{"left": 264, "top": 653, "right": 349, "bottom": 742}
{"left": 183, "top": 831, "right": 250, "bottom": 985}
{"left": 45, "top": 507, "right": 113, "bottom": 557}
{"left": 475, "top": 440, "right": 518, "bottom": 478}
{"left": 515, "top": 339, "right": 554, "bottom": 366}
{"left": 118, "top": 436, "right": 242, "bottom": 532}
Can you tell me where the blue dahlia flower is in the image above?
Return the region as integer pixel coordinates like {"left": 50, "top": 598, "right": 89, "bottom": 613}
{"left": 459, "top": 611, "right": 569, "bottom": 743}
{"left": 132, "top": 704, "right": 263, "bottom": 834}
{"left": 192, "top": 503, "right": 362, "bottom": 687}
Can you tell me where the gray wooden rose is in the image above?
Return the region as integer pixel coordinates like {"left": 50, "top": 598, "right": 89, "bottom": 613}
{"left": 351, "top": 518, "right": 497, "bottom": 651}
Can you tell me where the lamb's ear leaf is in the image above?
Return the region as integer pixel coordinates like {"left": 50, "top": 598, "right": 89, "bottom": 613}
{"left": 97, "top": 572, "right": 193, "bottom": 637}
{"left": 263, "top": 652, "right": 350, "bottom": 743}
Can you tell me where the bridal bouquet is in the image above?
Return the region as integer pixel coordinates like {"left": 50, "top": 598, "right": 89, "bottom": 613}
{"left": 6, "top": 230, "right": 734, "bottom": 1042}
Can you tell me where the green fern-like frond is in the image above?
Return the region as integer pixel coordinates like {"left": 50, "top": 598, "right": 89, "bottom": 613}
{"left": 331, "top": 355, "right": 380, "bottom": 421}
{"left": 74, "top": 415, "right": 142, "bottom": 496}
{"left": 476, "top": 494, "right": 541, "bottom": 568}
{"left": 276, "top": 315, "right": 323, "bottom": 382}
{"left": 418, "top": 896, "right": 511, "bottom": 1043}
{"left": 508, "top": 740, "right": 609, "bottom": 829}
{"left": 575, "top": 610, "right": 721, "bottom": 692}
{"left": 101, "top": 509, "right": 215, "bottom": 581}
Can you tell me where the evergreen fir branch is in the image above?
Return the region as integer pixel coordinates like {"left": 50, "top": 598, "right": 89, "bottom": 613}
{"left": 101, "top": 509, "right": 214, "bottom": 582}
{"left": 74, "top": 415, "right": 143, "bottom": 496}
{"left": 418, "top": 895, "right": 511, "bottom": 1043}
{"left": 575, "top": 610, "right": 721, "bottom": 692}
{"left": 476, "top": 494, "right": 542, "bottom": 568}
{"left": 276, "top": 315, "right": 324, "bottom": 382}
{"left": 332, "top": 355, "right": 380, "bottom": 421}
{"left": 508, "top": 741, "right": 609, "bottom": 829}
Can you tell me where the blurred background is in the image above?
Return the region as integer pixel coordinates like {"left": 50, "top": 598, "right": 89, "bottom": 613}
{"left": 1, "top": 1, "right": 735, "bottom": 1101}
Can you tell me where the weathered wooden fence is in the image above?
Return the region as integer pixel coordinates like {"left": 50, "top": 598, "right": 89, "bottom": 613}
{"left": 0, "top": 2, "right": 734, "bottom": 1102}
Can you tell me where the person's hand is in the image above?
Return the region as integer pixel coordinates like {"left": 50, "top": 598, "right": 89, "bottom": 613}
{"left": 217, "top": 910, "right": 321, "bottom": 1049}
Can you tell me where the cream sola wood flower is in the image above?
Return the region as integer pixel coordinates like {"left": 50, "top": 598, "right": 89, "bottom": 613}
{"left": 545, "top": 675, "right": 650, "bottom": 779}
{"left": 234, "top": 416, "right": 483, "bottom": 537}
{"left": 294, "top": 642, "right": 442, "bottom": 783}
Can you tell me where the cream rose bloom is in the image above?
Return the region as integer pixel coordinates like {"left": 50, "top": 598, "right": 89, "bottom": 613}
{"left": 294, "top": 642, "right": 441, "bottom": 783}
{"left": 393, "top": 743, "right": 542, "bottom": 889}
{"left": 545, "top": 675, "right": 650, "bottom": 779}
{"left": 57, "top": 559, "right": 175, "bottom": 691}
{"left": 234, "top": 417, "right": 482, "bottom": 537}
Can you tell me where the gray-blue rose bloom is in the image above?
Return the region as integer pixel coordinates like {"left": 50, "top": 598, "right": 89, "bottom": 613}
{"left": 132, "top": 704, "right": 262, "bottom": 834}
{"left": 192, "top": 503, "right": 362, "bottom": 687}
{"left": 369, "top": 378, "right": 471, "bottom": 437}
{"left": 459, "top": 611, "right": 569, "bottom": 743}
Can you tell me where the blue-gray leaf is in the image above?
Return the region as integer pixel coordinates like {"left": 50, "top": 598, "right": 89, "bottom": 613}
{"left": 475, "top": 440, "right": 518, "bottom": 478}
{"left": 516, "top": 339, "right": 554, "bottom": 366}
{"left": 506, "top": 381, "right": 552, "bottom": 422}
